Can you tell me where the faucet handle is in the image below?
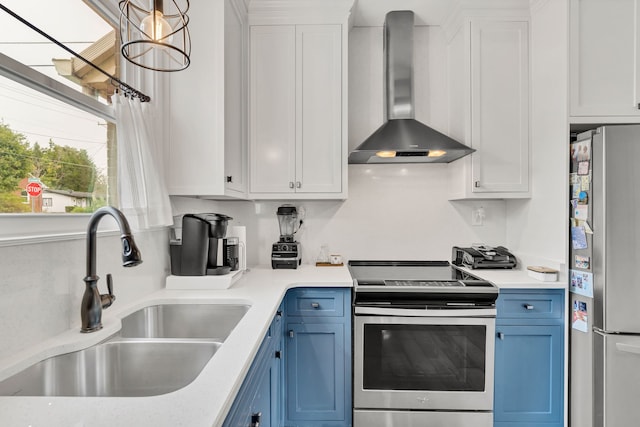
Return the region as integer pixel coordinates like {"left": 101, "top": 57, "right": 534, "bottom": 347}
{"left": 100, "top": 273, "right": 116, "bottom": 309}
{"left": 106, "top": 273, "right": 114, "bottom": 296}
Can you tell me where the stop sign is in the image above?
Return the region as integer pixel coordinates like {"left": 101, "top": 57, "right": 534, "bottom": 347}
{"left": 26, "top": 181, "right": 42, "bottom": 197}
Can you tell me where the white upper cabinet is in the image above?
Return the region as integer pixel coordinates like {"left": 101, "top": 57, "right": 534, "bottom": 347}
{"left": 570, "top": 0, "right": 640, "bottom": 121}
{"left": 248, "top": 3, "right": 348, "bottom": 199}
{"left": 447, "top": 15, "right": 530, "bottom": 200}
{"left": 167, "top": 0, "right": 247, "bottom": 198}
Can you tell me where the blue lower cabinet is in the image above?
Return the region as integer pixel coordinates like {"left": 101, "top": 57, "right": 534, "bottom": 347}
{"left": 494, "top": 289, "right": 564, "bottom": 427}
{"left": 223, "top": 310, "right": 281, "bottom": 427}
{"left": 284, "top": 288, "right": 352, "bottom": 427}
{"left": 223, "top": 288, "right": 351, "bottom": 427}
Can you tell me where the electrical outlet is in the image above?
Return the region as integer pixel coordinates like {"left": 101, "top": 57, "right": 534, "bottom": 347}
{"left": 472, "top": 207, "right": 485, "bottom": 226}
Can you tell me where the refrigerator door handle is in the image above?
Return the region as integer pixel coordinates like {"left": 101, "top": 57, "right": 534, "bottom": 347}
{"left": 616, "top": 342, "right": 640, "bottom": 355}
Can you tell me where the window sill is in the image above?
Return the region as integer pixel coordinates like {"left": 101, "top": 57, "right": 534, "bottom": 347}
{"left": 0, "top": 214, "right": 119, "bottom": 247}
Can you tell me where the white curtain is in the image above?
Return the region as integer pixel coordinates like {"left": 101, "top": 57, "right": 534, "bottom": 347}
{"left": 114, "top": 93, "right": 172, "bottom": 230}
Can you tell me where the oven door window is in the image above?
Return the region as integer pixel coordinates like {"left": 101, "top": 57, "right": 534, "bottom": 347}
{"left": 362, "top": 323, "right": 486, "bottom": 391}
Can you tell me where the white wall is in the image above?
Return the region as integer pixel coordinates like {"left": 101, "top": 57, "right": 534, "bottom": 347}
{"left": 171, "top": 25, "right": 508, "bottom": 267}
{"left": 505, "top": 0, "right": 568, "bottom": 272}
{"left": 0, "top": 228, "right": 169, "bottom": 361}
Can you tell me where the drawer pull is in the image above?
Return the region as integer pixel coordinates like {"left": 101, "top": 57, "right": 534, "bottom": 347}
{"left": 288, "top": 330, "right": 294, "bottom": 338}
{"left": 524, "top": 304, "right": 535, "bottom": 310}
{"left": 311, "top": 302, "right": 320, "bottom": 309}
{"left": 616, "top": 343, "right": 640, "bottom": 355}
{"left": 250, "top": 412, "right": 261, "bottom": 427}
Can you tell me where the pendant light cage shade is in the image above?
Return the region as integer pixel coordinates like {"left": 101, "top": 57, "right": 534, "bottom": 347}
{"left": 119, "top": 0, "right": 191, "bottom": 72}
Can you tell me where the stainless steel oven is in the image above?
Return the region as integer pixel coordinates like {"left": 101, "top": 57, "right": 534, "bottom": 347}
{"left": 349, "top": 260, "right": 498, "bottom": 427}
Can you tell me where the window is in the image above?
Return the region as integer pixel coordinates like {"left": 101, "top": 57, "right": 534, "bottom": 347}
{"left": 0, "top": 0, "right": 118, "bottom": 216}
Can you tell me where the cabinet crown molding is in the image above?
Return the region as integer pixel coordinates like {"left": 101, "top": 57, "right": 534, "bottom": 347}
{"left": 248, "top": 0, "right": 353, "bottom": 24}
{"left": 441, "top": 0, "right": 530, "bottom": 42}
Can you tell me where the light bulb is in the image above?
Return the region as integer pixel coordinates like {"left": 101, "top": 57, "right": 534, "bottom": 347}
{"left": 140, "top": 10, "right": 173, "bottom": 43}
{"left": 376, "top": 150, "right": 396, "bottom": 158}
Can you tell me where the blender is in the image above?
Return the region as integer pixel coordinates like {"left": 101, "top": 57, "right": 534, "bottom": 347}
{"left": 271, "top": 205, "right": 302, "bottom": 269}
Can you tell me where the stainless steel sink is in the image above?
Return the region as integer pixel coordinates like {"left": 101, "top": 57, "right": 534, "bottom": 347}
{"left": 0, "top": 303, "right": 251, "bottom": 397}
{"left": 0, "top": 340, "right": 220, "bottom": 397}
{"left": 119, "top": 303, "right": 250, "bottom": 340}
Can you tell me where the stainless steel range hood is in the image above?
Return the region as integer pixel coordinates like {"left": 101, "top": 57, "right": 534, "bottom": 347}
{"left": 349, "top": 10, "right": 475, "bottom": 164}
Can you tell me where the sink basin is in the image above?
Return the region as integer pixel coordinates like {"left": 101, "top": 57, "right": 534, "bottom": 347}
{"left": 119, "top": 303, "right": 250, "bottom": 340}
{"left": 0, "top": 340, "right": 220, "bottom": 397}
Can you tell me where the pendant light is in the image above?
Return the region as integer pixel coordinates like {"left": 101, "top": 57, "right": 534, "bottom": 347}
{"left": 119, "top": 0, "right": 191, "bottom": 72}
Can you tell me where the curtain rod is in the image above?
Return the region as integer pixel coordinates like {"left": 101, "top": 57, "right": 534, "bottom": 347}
{"left": 0, "top": 3, "right": 151, "bottom": 102}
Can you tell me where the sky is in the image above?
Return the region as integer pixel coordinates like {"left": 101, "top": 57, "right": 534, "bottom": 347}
{"left": 0, "top": 0, "right": 114, "bottom": 172}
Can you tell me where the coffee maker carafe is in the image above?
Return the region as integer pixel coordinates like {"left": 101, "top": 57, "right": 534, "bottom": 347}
{"left": 271, "top": 205, "right": 302, "bottom": 269}
{"left": 170, "top": 213, "right": 233, "bottom": 276}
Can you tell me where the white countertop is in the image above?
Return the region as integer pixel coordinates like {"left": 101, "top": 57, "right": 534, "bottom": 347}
{"left": 0, "top": 263, "right": 565, "bottom": 427}
{"left": 464, "top": 267, "right": 567, "bottom": 290}
{"left": 0, "top": 265, "right": 353, "bottom": 427}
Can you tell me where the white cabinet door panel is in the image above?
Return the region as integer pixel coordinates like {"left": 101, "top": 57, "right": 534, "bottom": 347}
{"left": 296, "top": 25, "right": 342, "bottom": 194}
{"left": 250, "top": 26, "right": 297, "bottom": 193}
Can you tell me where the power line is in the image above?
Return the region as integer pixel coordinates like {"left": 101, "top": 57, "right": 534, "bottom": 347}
{"left": 0, "top": 148, "right": 96, "bottom": 170}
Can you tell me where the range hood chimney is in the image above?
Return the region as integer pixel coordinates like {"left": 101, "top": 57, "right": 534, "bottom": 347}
{"left": 349, "top": 10, "right": 475, "bottom": 164}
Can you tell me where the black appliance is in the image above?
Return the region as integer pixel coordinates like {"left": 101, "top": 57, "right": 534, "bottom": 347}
{"left": 170, "top": 213, "right": 232, "bottom": 276}
{"left": 452, "top": 245, "right": 517, "bottom": 269}
{"left": 272, "top": 205, "right": 302, "bottom": 269}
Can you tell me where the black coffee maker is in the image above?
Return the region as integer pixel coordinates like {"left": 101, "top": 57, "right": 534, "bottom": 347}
{"left": 170, "top": 213, "right": 233, "bottom": 276}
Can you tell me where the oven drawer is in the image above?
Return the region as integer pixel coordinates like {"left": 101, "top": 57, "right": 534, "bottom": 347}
{"left": 496, "top": 289, "right": 564, "bottom": 322}
{"left": 285, "top": 288, "right": 345, "bottom": 317}
{"left": 354, "top": 410, "right": 492, "bottom": 427}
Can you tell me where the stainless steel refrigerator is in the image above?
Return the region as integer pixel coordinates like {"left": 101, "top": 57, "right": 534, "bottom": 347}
{"left": 569, "top": 125, "right": 640, "bottom": 427}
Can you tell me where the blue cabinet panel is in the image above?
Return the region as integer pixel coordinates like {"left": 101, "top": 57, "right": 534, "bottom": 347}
{"left": 494, "top": 289, "right": 564, "bottom": 427}
{"left": 286, "top": 323, "right": 344, "bottom": 420}
{"left": 494, "top": 325, "right": 563, "bottom": 424}
{"left": 284, "top": 287, "right": 352, "bottom": 427}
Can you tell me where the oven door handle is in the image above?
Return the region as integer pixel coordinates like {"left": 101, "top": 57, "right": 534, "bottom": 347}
{"left": 354, "top": 306, "right": 496, "bottom": 317}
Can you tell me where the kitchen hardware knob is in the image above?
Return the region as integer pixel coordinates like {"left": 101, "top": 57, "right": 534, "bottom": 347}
{"left": 311, "top": 302, "right": 320, "bottom": 309}
{"left": 474, "top": 181, "right": 481, "bottom": 188}
{"left": 226, "top": 175, "right": 233, "bottom": 183}
{"left": 288, "top": 330, "right": 294, "bottom": 338}
{"left": 289, "top": 181, "right": 295, "bottom": 189}
{"left": 524, "top": 304, "right": 535, "bottom": 310}
{"left": 498, "top": 332, "right": 504, "bottom": 340}
{"left": 296, "top": 181, "right": 302, "bottom": 188}
{"left": 250, "top": 412, "right": 261, "bottom": 427}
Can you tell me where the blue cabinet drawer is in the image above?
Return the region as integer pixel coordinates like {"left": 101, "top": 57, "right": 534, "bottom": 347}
{"left": 496, "top": 289, "right": 564, "bottom": 322}
{"left": 285, "top": 288, "right": 345, "bottom": 317}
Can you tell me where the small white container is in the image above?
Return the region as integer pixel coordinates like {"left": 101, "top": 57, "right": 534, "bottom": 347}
{"left": 527, "top": 266, "right": 558, "bottom": 282}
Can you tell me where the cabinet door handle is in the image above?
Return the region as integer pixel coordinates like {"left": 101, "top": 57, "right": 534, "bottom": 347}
{"left": 497, "top": 332, "right": 504, "bottom": 340}
{"left": 288, "top": 330, "right": 294, "bottom": 338}
{"left": 296, "top": 181, "right": 302, "bottom": 189}
{"left": 250, "top": 412, "right": 261, "bottom": 427}
{"left": 289, "top": 181, "right": 295, "bottom": 189}
{"left": 474, "top": 180, "right": 481, "bottom": 188}
{"left": 524, "top": 304, "right": 535, "bottom": 310}
{"left": 226, "top": 175, "right": 233, "bottom": 183}
{"left": 311, "top": 302, "right": 320, "bottom": 309}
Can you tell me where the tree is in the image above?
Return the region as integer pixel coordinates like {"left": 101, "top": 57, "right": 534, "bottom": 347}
{"left": 39, "top": 141, "right": 97, "bottom": 192}
{"left": 0, "top": 123, "right": 31, "bottom": 192}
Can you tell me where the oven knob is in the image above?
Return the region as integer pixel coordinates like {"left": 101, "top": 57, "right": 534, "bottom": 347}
{"left": 281, "top": 244, "right": 288, "bottom": 251}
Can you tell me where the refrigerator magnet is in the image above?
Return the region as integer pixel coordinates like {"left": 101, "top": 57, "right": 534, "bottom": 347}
{"left": 578, "top": 161, "right": 590, "bottom": 175}
{"left": 572, "top": 300, "right": 589, "bottom": 333}
{"left": 581, "top": 175, "right": 590, "bottom": 190}
{"left": 582, "top": 221, "right": 593, "bottom": 234}
{"left": 574, "top": 204, "right": 589, "bottom": 220}
{"left": 570, "top": 173, "right": 580, "bottom": 185}
{"left": 571, "top": 226, "right": 588, "bottom": 250}
{"left": 571, "top": 185, "right": 581, "bottom": 199}
{"left": 570, "top": 269, "right": 594, "bottom": 298}
{"left": 575, "top": 255, "right": 590, "bottom": 269}
{"left": 578, "top": 191, "right": 588, "bottom": 204}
